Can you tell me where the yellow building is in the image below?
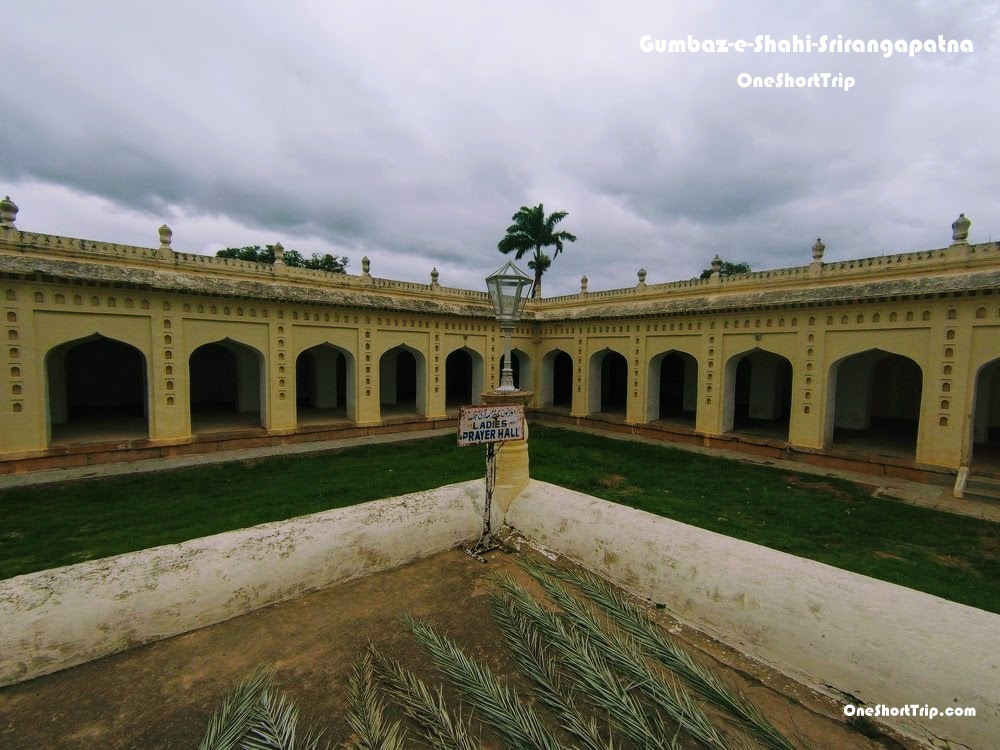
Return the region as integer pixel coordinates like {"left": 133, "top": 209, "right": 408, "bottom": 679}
{"left": 1, "top": 196, "right": 998, "bottom": 487}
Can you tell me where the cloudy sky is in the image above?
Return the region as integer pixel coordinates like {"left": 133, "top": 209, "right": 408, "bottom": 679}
{"left": 2, "top": 1, "right": 998, "bottom": 295}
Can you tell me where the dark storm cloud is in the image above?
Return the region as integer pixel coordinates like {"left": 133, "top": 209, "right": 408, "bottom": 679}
{"left": 1, "top": 1, "right": 998, "bottom": 294}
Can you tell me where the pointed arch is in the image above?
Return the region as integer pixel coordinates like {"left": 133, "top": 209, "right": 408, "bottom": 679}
{"left": 824, "top": 348, "right": 922, "bottom": 457}
{"left": 646, "top": 349, "right": 698, "bottom": 424}
{"left": 722, "top": 347, "right": 793, "bottom": 439}
{"left": 189, "top": 338, "right": 266, "bottom": 433}
{"left": 379, "top": 344, "right": 426, "bottom": 420}
{"left": 971, "top": 358, "right": 1000, "bottom": 468}
{"left": 588, "top": 347, "right": 628, "bottom": 416}
{"left": 45, "top": 334, "right": 149, "bottom": 445}
{"left": 541, "top": 348, "right": 573, "bottom": 409}
{"left": 446, "top": 346, "right": 485, "bottom": 409}
{"left": 295, "top": 342, "right": 356, "bottom": 426}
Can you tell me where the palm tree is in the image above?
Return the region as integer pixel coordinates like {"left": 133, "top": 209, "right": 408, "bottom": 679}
{"left": 497, "top": 204, "right": 577, "bottom": 298}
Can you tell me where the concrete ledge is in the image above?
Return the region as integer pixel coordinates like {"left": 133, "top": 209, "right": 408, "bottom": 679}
{"left": 507, "top": 480, "right": 999, "bottom": 749}
{"left": 0, "top": 479, "right": 486, "bottom": 687}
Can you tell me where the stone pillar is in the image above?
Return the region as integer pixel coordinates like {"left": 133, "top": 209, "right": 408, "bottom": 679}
{"left": 235, "top": 347, "right": 261, "bottom": 414}
{"left": 682, "top": 355, "right": 698, "bottom": 413}
{"left": 570, "top": 336, "right": 587, "bottom": 417}
{"left": 587, "top": 353, "right": 602, "bottom": 415}
{"left": 380, "top": 352, "right": 397, "bottom": 404}
{"left": 481, "top": 390, "right": 533, "bottom": 514}
{"left": 973, "top": 372, "right": 991, "bottom": 444}
{"left": 48, "top": 348, "right": 68, "bottom": 425}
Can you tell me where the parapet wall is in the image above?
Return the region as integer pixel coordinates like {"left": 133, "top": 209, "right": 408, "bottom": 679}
{"left": 0, "top": 480, "right": 489, "bottom": 687}
{"left": 507, "top": 480, "right": 1000, "bottom": 749}
{"left": 5, "top": 474, "right": 995, "bottom": 748}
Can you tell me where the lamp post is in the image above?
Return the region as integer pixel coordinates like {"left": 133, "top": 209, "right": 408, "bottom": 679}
{"left": 457, "top": 260, "right": 531, "bottom": 562}
{"left": 486, "top": 260, "right": 532, "bottom": 392}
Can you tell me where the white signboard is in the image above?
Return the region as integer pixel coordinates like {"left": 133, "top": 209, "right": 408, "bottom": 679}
{"left": 457, "top": 404, "right": 525, "bottom": 446}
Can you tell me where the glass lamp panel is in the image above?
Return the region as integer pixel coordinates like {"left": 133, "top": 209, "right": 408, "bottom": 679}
{"left": 486, "top": 261, "right": 531, "bottom": 323}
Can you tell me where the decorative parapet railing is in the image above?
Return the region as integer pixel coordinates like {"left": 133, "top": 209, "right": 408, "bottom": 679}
{"left": 535, "top": 239, "right": 1000, "bottom": 316}
{"left": 0, "top": 224, "right": 493, "bottom": 312}
{"left": 2, "top": 200, "right": 997, "bottom": 321}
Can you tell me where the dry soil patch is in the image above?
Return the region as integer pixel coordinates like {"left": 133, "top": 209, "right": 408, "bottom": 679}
{"left": 0, "top": 542, "right": 919, "bottom": 749}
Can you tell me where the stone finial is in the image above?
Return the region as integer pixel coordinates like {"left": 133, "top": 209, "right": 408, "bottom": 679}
{"left": 273, "top": 242, "right": 285, "bottom": 266}
{"left": 637, "top": 268, "right": 647, "bottom": 286}
{"left": 158, "top": 224, "right": 172, "bottom": 250}
{"left": 580, "top": 275, "right": 588, "bottom": 294}
{"left": 811, "top": 237, "right": 825, "bottom": 262}
{"left": 0, "top": 196, "right": 17, "bottom": 227}
{"left": 430, "top": 267, "right": 439, "bottom": 287}
{"left": 711, "top": 254, "right": 723, "bottom": 273}
{"left": 361, "top": 256, "right": 371, "bottom": 275}
{"left": 951, "top": 213, "right": 971, "bottom": 243}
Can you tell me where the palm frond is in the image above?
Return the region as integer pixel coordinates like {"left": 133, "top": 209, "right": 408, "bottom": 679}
{"left": 491, "top": 576, "right": 678, "bottom": 750}
{"left": 520, "top": 561, "right": 733, "bottom": 749}
{"left": 198, "top": 663, "right": 277, "bottom": 750}
{"left": 346, "top": 653, "right": 407, "bottom": 750}
{"left": 489, "top": 586, "right": 617, "bottom": 750}
{"left": 404, "top": 615, "right": 565, "bottom": 750}
{"left": 242, "top": 688, "right": 325, "bottom": 750}
{"left": 527, "top": 559, "right": 800, "bottom": 750}
{"left": 369, "top": 645, "right": 480, "bottom": 750}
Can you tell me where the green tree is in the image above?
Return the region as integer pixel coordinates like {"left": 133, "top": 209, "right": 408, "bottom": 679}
{"left": 497, "top": 204, "right": 577, "bottom": 298}
{"left": 699, "top": 260, "right": 751, "bottom": 279}
{"left": 215, "top": 244, "right": 348, "bottom": 273}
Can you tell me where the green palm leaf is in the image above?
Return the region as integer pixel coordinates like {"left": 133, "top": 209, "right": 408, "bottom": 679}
{"left": 198, "top": 663, "right": 277, "bottom": 750}
{"left": 497, "top": 203, "right": 577, "bottom": 297}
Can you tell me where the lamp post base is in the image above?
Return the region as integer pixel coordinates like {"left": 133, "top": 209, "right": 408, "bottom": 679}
{"left": 480, "top": 391, "right": 533, "bottom": 516}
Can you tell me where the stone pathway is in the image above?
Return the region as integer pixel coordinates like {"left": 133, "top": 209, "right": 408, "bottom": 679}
{"left": 0, "top": 427, "right": 455, "bottom": 489}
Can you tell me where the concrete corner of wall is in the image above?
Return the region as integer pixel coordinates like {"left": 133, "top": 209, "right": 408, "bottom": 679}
{"left": 506, "top": 480, "right": 1000, "bottom": 749}
{"left": 0, "top": 479, "right": 485, "bottom": 687}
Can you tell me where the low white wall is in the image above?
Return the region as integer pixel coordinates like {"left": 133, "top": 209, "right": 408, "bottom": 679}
{"left": 0, "top": 480, "right": 487, "bottom": 687}
{"left": 507, "top": 481, "right": 999, "bottom": 749}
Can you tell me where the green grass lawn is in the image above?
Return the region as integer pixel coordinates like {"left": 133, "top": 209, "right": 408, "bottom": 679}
{"left": 529, "top": 426, "right": 1000, "bottom": 614}
{"left": 2, "top": 425, "right": 998, "bottom": 614}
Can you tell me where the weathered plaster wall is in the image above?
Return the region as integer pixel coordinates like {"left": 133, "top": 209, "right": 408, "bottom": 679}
{"left": 507, "top": 480, "right": 1000, "bottom": 749}
{"left": 0, "top": 480, "right": 488, "bottom": 687}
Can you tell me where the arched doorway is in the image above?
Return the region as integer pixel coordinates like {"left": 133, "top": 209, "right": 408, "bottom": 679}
{"left": 723, "top": 349, "right": 793, "bottom": 439}
{"left": 46, "top": 334, "right": 148, "bottom": 444}
{"left": 189, "top": 340, "right": 265, "bottom": 433}
{"left": 825, "top": 350, "right": 922, "bottom": 457}
{"left": 646, "top": 350, "right": 698, "bottom": 424}
{"left": 380, "top": 345, "right": 426, "bottom": 420}
{"left": 971, "top": 359, "right": 1000, "bottom": 468}
{"left": 588, "top": 349, "right": 628, "bottom": 417}
{"left": 446, "top": 347, "right": 484, "bottom": 411}
{"left": 541, "top": 349, "right": 573, "bottom": 410}
{"left": 296, "top": 344, "right": 355, "bottom": 426}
